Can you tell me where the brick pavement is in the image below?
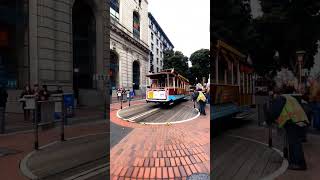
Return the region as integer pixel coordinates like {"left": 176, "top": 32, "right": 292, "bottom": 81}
{"left": 110, "top": 100, "right": 210, "bottom": 179}
{"left": 0, "top": 122, "right": 107, "bottom": 180}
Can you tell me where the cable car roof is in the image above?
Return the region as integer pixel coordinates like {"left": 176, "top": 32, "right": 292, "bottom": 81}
{"left": 147, "top": 69, "right": 189, "bottom": 83}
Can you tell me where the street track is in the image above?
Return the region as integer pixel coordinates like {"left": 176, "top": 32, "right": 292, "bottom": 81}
{"left": 117, "top": 99, "right": 199, "bottom": 124}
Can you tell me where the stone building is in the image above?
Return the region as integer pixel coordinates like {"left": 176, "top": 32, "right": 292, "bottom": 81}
{"left": 0, "top": 0, "right": 110, "bottom": 112}
{"left": 110, "top": 0, "right": 149, "bottom": 96}
{"left": 148, "top": 12, "right": 174, "bottom": 73}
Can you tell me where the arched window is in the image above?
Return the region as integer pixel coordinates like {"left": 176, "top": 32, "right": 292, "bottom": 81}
{"left": 110, "top": 0, "right": 119, "bottom": 20}
{"left": 133, "top": 11, "right": 140, "bottom": 39}
{"left": 133, "top": 61, "right": 140, "bottom": 90}
{"left": 110, "top": 50, "right": 119, "bottom": 89}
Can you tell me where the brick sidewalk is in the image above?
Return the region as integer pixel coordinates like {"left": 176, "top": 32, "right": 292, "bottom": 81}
{"left": 110, "top": 101, "right": 210, "bottom": 179}
{"left": 0, "top": 122, "right": 107, "bottom": 180}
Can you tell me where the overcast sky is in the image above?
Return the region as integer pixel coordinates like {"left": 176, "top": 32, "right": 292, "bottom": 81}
{"left": 148, "top": 0, "right": 210, "bottom": 58}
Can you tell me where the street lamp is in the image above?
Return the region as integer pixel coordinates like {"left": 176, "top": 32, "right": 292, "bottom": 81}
{"left": 296, "top": 50, "right": 306, "bottom": 92}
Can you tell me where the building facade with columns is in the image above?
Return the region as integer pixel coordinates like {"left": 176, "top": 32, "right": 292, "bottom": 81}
{"left": 0, "top": 0, "right": 110, "bottom": 111}
{"left": 148, "top": 12, "right": 174, "bottom": 73}
{"left": 110, "top": 0, "right": 149, "bottom": 96}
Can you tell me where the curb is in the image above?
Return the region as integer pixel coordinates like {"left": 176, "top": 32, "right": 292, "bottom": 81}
{"left": 116, "top": 104, "right": 201, "bottom": 125}
{"left": 19, "top": 132, "right": 108, "bottom": 180}
{"left": 228, "top": 134, "right": 288, "bottom": 180}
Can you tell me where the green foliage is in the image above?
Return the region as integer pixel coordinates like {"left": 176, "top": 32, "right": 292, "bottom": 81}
{"left": 189, "top": 49, "right": 210, "bottom": 84}
{"left": 212, "top": 0, "right": 320, "bottom": 78}
{"left": 258, "top": 0, "right": 320, "bottom": 72}
{"left": 163, "top": 50, "right": 189, "bottom": 78}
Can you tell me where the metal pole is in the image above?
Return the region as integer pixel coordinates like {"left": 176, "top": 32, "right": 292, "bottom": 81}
{"left": 0, "top": 107, "right": 5, "bottom": 134}
{"left": 268, "top": 125, "right": 272, "bottom": 147}
{"left": 129, "top": 92, "right": 131, "bottom": 107}
{"left": 121, "top": 94, "right": 123, "bottom": 109}
{"left": 34, "top": 102, "right": 39, "bottom": 150}
{"left": 61, "top": 97, "right": 65, "bottom": 141}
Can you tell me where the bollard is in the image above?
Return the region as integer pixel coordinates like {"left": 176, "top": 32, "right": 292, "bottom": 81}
{"left": 128, "top": 93, "right": 131, "bottom": 107}
{"left": 268, "top": 125, "right": 272, "bottom": 147}
{"left": 121, "top": 94, "right": 123, "bottom": 109}
{"left": 0, "top": 107, "right": 5, "bottom": 134}
{"left": 34, "top": 102, "right": 39, "bottom": 150}
{"left": 61, "top": 98, "right": 65, "bottom": 141}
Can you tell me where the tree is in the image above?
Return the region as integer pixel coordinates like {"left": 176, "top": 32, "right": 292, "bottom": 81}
{"left": 257, "top": 0, "right": 320, "bottom": 72}
{"left": 163, "top": 50, "right": 189, "bottom": 78}
{"left": 189, "top": 49, "right": 210, "bottom": 84}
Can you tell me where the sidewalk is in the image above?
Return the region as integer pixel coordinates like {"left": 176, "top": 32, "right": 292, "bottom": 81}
{"left": 0, "top": 121, "right": 107, "bottom": 180}
{"left": 110, "top": 100, "right": 210, "bottom": 179}
{"left": 22, "top": 133, "right": 107, "bottom": 179}
{"left": 228, "top": 121, "right": 320, "bottom": 180}
{"left": 3, "top": 106, "right": 104, "bottom": 134}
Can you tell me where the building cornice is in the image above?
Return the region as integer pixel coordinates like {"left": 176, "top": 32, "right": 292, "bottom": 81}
{"left": 110, "top": 17, "right": 150, "bottom": 54}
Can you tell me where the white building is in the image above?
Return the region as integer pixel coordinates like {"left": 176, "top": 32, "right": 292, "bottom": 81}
{"left": 110, "top": 0, "right": 150, "bottom": 96}
{"left": 148, "top": 13, "right": 174, "bottom": 73}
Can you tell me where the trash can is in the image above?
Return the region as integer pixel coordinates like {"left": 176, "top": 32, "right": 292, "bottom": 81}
{"left": 63, "top": 93, "right": 74, "bottom": 118}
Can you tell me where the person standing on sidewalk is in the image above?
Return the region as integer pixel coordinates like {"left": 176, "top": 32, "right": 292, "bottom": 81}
{"left": 20, "top": 84, "right": 33, "bottom": 121}
{"left": 266, "top": 87, "right": 309, "bottom": 170}
{"left": 193, "top": 88, "right": 207, "bottom": 115}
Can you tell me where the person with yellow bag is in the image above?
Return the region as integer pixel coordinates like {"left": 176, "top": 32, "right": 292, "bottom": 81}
{"left": 192, "top": 87, "right": 207, "bottom": 115}
{"left": 266, "top": 86, "right": 309, "bottom": 170}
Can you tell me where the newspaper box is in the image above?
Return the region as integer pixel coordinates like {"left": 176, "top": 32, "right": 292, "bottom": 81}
{"left": 63, "top": 93, "right": 74, "bottom": 118}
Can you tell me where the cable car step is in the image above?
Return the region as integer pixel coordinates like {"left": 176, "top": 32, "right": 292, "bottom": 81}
{"left": 233, "top": 112, "right": 255, "bottom": 119}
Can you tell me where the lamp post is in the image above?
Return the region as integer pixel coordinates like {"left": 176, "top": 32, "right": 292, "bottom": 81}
{"left": 296, "top": 50, "right": 306, "bottom": 93}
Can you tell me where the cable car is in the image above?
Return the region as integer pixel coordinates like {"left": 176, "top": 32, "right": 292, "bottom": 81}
{"left": 146, "top": 69, "right": 190, "bottom": 104}
{"left": 212, "top": 40, "right": 256, "bottom": 122}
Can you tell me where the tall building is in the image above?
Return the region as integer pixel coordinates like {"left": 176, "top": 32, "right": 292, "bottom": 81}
{"left": 0, "top": 0, "right": 110, "bottom": 111}
{"left": 110, "top": 0, "right": 149, "bottom": 96}
{"left": 148, "top": 13, "right": 174, "bottom": 73}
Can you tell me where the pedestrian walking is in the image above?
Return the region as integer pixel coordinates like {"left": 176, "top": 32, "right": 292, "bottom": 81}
{"left": 192, "top": 88, "right": 207, "bottom": 115}
{"left": 117, "top": 88, "right": 121, "bottom": 102}
{"left": 39, "top": 84, "right": 50, "bottom": 101}
{"left": 265, "top": 86, "right": 309, "bottom": 170}
{"left": 20, "top": 84, "right": 33, "bottom": 121}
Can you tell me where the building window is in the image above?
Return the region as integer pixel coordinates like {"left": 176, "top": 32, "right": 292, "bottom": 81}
{"left": 133, "top": 11, "right": 140, "bottom": 39}
{"left": 160, "top": 51, "right": 162, "bottom": 58}
{"left": 110, "top": 0, "right": 120, "bottom": 20}
{"left": 151, "top": 32, "right": 153, "bottom": 40}
{"left": 133, "top": 61, "right": 140, "bottom": 90}
{"left": 157, "top": 48, "right": 159, "bottom": 55}
{"left": 157, "top": 58, "right": 159, "bottom": 64}
{"left": 156, "top": 39, "right": 159, "bottom": 46}
{"left": 157, "top": 67, "right": 159, "bottom": 72}
{"left": 151, "top": 43, "right": 154, "bottom": 50}
{"left": 160, "top": 43, "right": 162, "bottom": 49}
